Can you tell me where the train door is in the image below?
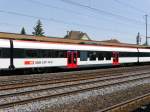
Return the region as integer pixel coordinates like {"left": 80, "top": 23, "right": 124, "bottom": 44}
{"left": 113, "top": 52, "right": 119, "bottom": 65}
{"left": 67, "top": 51, "right": 77, "bottom": 68}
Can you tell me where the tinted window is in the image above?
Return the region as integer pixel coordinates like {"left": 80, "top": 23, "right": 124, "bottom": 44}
{"left": 120, "top": 52, "right": 138, "bottom": 57}
{"left": 51, "top": 50, "right": 66, "bottom": 58}
{"left": 73, "top": 52, "right": 77, "bottom": 64}
{"left": 14, "top": 49, "right": 66, "bottom": 58}
{"left": 14, "top": 49, "right": 25, "bottom": 58}
{"left": 97, "top": 52, "right": 104, "bottom": 60}
{"left": 2, "top": 48, "right": 10, "bottom": 58}
{"left": 58, "top": 50, "right": 66, "bottom": 58}
{"left": 80, "top": 51, "right": 88, "bottom": 61}
{"left": 68, "top": 52, "right": 72, "bottom": 64}
{"left": 89, "top": 51, "right": 96, "bottom": 61}
{"left": 140, "top": 52, "right": 150, "bottom": 57}
{"left": 0, "top": 49, "right": 2, "bottom": 58}
{"left": 39, "top": 50, "right": 51, "bottom": 58}
{"left": 105, "top": 52, "right": 112, "bottom": 60}
{"left": 25, "top": 49, "right": 38, "bottom": 58}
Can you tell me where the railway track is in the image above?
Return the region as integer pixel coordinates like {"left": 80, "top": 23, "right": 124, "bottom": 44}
{"left": 0, "top": 69, "right": 150, "bottom": 111}
{"left": 0, "top": 65, "right": 148, "bottom": 85}
{"left": 0, "top": 70, "right": 149, "bottom": 95}
{"left": 98, "top": 93, "right": 150, "bottom": 112}
{"left": 0, "top": 65, "right": 150, "bottom": 90}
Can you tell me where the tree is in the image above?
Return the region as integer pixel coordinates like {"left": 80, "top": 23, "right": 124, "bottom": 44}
{"left": 20, "top": 27, "right": 26, "bottom": 35}
{"left": 136, "top": 32, "right": 141, "bottom": 45}
{"left": 143, "top": 42, "right": 148, "bottom": 46}
{"left": 32, "top": 20, "right": 45, "bottom": 36}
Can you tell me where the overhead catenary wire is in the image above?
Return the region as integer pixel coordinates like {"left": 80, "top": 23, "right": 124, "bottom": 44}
{"left": 25, "top": 0, "right": 83, "bottom": 15}
{"left": 0, "top": 0, "right": 147, "bottom": 44}
{"left": 0, "top": 0, "right": 146, "bottom": 37}
{"left": 25, "top": 0, "right": 145, "bottom": 28}
{"left": 0, "top": 9, "right": 137, "bottom": 36}
{"left": 0, "top": 22, "right": 21, "bottom": 27}
{"left": 60, "top": 0, "right": 145, "bottom": 25}
{"left": 113, "top": 0, "right": 146, "bottom": 14}
{"left": 0, "top": 9, "right": 100, "bottom": 28}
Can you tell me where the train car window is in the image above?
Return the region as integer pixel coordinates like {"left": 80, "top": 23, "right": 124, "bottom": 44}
{"left": 25, "top": 49, "right": 38, "bottom": 58}
{"left": 80, "top": 51, "right": 88, "bottom": 61}
{"left": 48, "top": 50, "right": 66, "bottom": 58}
{"left": 130, "top": 52, "right": 134, "bottom": 57}
{"left": 2, "top": 48, "right": 10, "bottom": 58}
{"left": 146, "top": 53, "right": 150, "bottom": 57}
{"left": 50, "top": 50, "right": 53, "bottom": 58}
{"left": 147, "top": 53, "right": 150, "bottom": 57}
{"left": 35, "top": 49, "right": 67, "bottom": 58}
{"left": 14, "top": 49, "right": 25, "bottom": 58}
{"left": 148, "top": 53, "right": 150, "bottom": 57}
{"left": 120, "top": 52, "right": 125, "bottom": 57}
{"left": 73, "top": 52, "right": 77, "bottom": 63}
{"left": 119, "top": 52, "right": 125, "bottom": 57}
{"left": 39, "top": 50, "right": 50, "bottom": 58}
{"left": 45, "top": 50, "right": 50, "bottom": 58}
{"left": 46, "top": 50, "right": 50, "bottom": 58}
{"left": 97, "top": 52, "right": 104, "bottom": 60}
{"left": 58, "top": 50, "right": 66, "bottom": 58}
{"left": 54, "top": 50, "right": 59, "bottom": 58}
{"left": 139, "top": 52, "right": 143, "bottom": 57}
{"left": 135, "top": 52, "right": 138, "bottom": 57}
{"left": 140, "top": 52, "right": 143, "bottom": 57}
{"left": 119, "top": 52, "right": 138, "bottom": 57}
{"left": 140, "top": 52, "right": 150, "bottom": 57}
{"left": 0, "top": 49, "right": 1, "bottom": 58}
{"left": 56, "top": 51, "right": 59, "bottom": 58}
{"left": 63, "top": 51, "right": 67, "bottom": 58}
{"left": 89, "top": 51, "right": 96, "bottom": 61}
{"left": 49, "top": 50, "right": 54, "bottom": 58}
{"left": 68, "top": 52, "right": 72, "bottom": 64}
{"left": 132, "top": 52, "right": 137, "bottom": 57}
{"left": 105, "top": 52, "right": 111, "bottom": 60}
{"left": 77, "top": 51, "right": 80, "bottom": 58}
{"left": 127, "top": 53, "right": 131, "bottom": 57}
{"left": 47, "top": 50, "right": 52, "bottom": 58}
{"left": 14, "top": 49, "right": 66, "bottom": 58}
{"left": 51, "top": 50, "right": 57, "bottom": 58}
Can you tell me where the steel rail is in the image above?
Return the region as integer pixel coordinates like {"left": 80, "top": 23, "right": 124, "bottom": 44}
{"left": 98, "top": 93, "right": 150, "bottom": 112}
{"left": 0, "top": 65, "right": 148, "bottom": 86}
{"left": 0, "top": 72, "right": 149, "bottom": 109}
{"left": 0, "top": 66, "right": 148, "bottom": 91}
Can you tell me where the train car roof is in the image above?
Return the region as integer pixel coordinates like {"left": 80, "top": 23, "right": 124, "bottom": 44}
{"left": 0, "top": 32, "right": 148, "bottom": 48}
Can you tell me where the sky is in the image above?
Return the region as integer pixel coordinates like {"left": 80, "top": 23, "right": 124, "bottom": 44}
{"left": 0, "top": 0, "right": 150, "bottom": 44}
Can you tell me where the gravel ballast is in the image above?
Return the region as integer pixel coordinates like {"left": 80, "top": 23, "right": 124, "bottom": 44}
{"left": 42, "top": 84, "right": 150, "bottom": 112}
{"left": 1, "top": 80, "right": 150, "bottom": 112}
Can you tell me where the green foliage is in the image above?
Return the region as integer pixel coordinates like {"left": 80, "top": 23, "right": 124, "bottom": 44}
{"left": 20, "top": 27, "right": 26, "bottom": 35}
{"left": 32, "top": 20, "right": 45, "bottom": 36}
{"left": 143, "top": 42, "right": 149, "bottom": 46}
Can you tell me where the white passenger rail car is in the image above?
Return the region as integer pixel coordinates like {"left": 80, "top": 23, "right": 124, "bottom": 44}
{"left": 0, "top": 39, "right": 11, "bottom": 69}
{"left": 0, "top": 39, "right": 150, "bottom": 71}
